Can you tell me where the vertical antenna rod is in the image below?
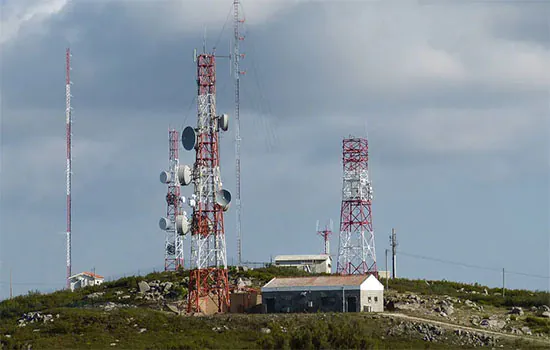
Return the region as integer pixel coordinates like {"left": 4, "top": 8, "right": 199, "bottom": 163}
{"left": 391, "top": 228, "right": 397, "bottom": 279}
{"left": 233, "top": 0, "right": 245, "bottom": 266}
{"left": 65, "top": 47, "right": 72, "bottom": 289}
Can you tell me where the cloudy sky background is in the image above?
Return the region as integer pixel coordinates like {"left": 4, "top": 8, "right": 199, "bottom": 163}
{"left": 0, "top": 0, "right": 549, "bottom": 299}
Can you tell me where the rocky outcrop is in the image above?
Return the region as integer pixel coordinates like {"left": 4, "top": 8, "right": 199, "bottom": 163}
{"left": 17, "top": 312, "right": 59, "bottom": 327}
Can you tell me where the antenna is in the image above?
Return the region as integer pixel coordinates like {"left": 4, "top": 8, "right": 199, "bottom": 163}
{"left": 159, "top": 129, "right": 185, "bottom": 271}
{"left": 233, "top": 0, "right": 245, "bottom": 266}
{"left": 317, "top": 220, "right": 333, "bottom": 255}
{"left": 65, "top": 47, "right": 72, "bottom": 289}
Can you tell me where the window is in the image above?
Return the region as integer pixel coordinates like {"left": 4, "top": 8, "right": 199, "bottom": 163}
{"left": 368, "top": 296, "right": 372, "bottom": 303}
{"left": 374, "top": 296, "right": 378, "bottom": 302}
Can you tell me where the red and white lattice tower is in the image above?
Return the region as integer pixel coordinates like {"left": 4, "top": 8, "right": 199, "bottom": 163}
{"left": 65, "top": 47, "right": 73, "bottom": 289}
{"left": 316, "top": 219, "right": 333, "bottom": 255}
{"left": 183, "top": 52, "right": 231, "bottom": 314}
{"left": 336, "top": 137, "right": 378, "bottom": 277}
{"left": 158, "top": 130, "right": 185, "bottom": 271}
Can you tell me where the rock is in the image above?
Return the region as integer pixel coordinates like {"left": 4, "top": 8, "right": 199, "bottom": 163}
{"left": 530, "top": 306, "right": 538, "bottom": 312}
{"left": 110, "top": 343, "right": 117, "bottom": 346}
{"left": 139, "top": 328, "right": 147, "bottom": 334}
{"left": 510, "top": 327, "right": 522, "bottom": 335}
{"left": 521, "top": 326, "right": 532, "bottom": 335}
{"left": 540, "top": 311, "right": 550, "bottom": 318}
{"left": 138, "top": 281, "right": 151, "bottom": 293}
{"left": 87, "top": 292, "right": 105, "bottom": 299}
{"left": 260, "top": 327, "right": 271, "bottom": 334}
{"left": 508, "top": 307, "right": 524, "bottom": 315}
{"left": 115, "top": 291, "right": 124, "bottom": 296}
{"left": 540, "top": 305, "right": 550, "bottom": 312}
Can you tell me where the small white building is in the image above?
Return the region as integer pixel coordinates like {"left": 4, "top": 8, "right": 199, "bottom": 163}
{"left": 274, "top": 254, "right": 332, "bottom": 274}
{"left": 69, "top": 272, "right": 104, "bottom": 291}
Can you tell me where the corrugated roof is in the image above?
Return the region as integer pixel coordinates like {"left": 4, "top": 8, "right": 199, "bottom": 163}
{"left": 274, "top": 255, "right": 331, "bottom": 261}
{"left": 263, "top": 275, "right": 368, "bottom": 288}
{"left": 82, "top": 271, "right": 104, "bottom": 279}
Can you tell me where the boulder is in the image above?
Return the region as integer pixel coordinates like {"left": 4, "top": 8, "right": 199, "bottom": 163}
{"left": 540, "top": 311, "right": 550, "bottom": 318}
{"left": 521, "top": 326, "right": 532, "bottom": 335}
{"left": 138, "top": 281, "right": 151, "bottom": 293}
{"left": 508, "top": 307, "right": 524, "bottom": 315}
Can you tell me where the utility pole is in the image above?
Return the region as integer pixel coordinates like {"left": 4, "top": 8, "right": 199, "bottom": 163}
{"left": 385, "top": 249, "right": 389, "bottom": 289}
{"left": 390, "top": 228, "right": 397, "bottom": 279}
{"left": 502, "top": 268, "right": 505, "bottom": 297}
{"left": 9, "top": 268, "right": 13, "bottom": 299}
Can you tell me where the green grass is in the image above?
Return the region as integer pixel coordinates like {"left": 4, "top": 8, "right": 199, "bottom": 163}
{"left": 1, "top": 267, "right": 548, "bottom": 349}
{"left": 388, "top": 278, "right": 550, "bottom": 309}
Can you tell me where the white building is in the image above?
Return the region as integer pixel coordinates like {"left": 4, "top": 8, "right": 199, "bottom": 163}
{"left": 274, "top": 254, "right": 332, "bottom": 274}
{"left": 69, "top": 272, "right": 104, "bottom": 291}
{"left": 261, "top": 274, "right": 384, "bottom": 313}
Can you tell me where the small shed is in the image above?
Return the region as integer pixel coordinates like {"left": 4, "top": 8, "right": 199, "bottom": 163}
{"left": 69, "top": 272, "right": 104, "bottom": 291}
{"left": 261, "top": 274, "right": 384, "bottom": 313}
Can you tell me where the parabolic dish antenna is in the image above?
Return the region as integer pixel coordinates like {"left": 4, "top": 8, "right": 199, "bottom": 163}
{"left": 181, "top": 126, "right": 196, "bottom": 151}
{"left": 215, "top": 189, "right": 232, "bottom": 211}
{"left": 177, "top": 165, "right": 193, "bottom": 186}
{"left": 159, "top": 217, "right": 172, "bottom": 231}
{"left": 175, "top": 215, "right": 190, "bottom": 235}
{"left": 220, "top": 114, "right": 229, "bottom": 131}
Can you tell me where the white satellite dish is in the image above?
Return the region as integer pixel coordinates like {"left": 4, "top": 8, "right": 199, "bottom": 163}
{"left": 177, "top": 165, "right": 193, "bottom": 186}
{"left": 219, "top": 114, "right": 229, "bottom": 131}
{"left": 215, "top": 189, "right": 232, "bottom": 211}
{"left": 175, "top": 215, "right": 190, "bottom": 235}
{"left": 159, "top": 217, "right": 173, "bottom": 230}
{"left": 159, "top": 171, "right": 172, "bottom": 184}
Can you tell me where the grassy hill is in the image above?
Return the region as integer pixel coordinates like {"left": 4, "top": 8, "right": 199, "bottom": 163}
{"left": 0, "top": 266, "right": 548, "bottom": 349}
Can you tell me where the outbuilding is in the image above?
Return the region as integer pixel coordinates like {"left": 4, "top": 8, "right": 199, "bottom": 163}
{"left": 69, "top": 271, "right": 104, "bottom": 291}
{"left": 261, "top": 274, "right": 384, "bottom": 313}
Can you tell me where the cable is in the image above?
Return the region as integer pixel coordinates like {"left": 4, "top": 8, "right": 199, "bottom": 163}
{"left": 398, "top": 250, "right": 550, "bottom": 280}
{"left": 213, "top": 3, "right": 233, "bottom": 52}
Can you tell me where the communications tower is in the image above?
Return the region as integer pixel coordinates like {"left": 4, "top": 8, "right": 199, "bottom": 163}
{"left": 232, "top": 0, "right": 246, "bottom": 266}
{"left": 180, "top": 52, "right": 231, "bottom": 313}
{"left": 336, "top": 137, "right": 378, "bottom": 277}
{"left": 159, "top": 129, "right": 185, "bottom": 271}
{"left": 65, "top": 47, "right": 73, "bottom": 289}
{"left": 316, "top": 220, "right": 333, "bottom": 255}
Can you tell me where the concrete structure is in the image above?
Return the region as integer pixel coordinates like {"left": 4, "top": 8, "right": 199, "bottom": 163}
{"left": 68, "top": 272, "right": 104, "bottom": 291}
{"left": 230, "top": 290, "right": 262, "bottom": 313}
{"left": 261, "top": 275, "right": 384, "bottom": 313}
{"left": 378, "top": 270, "right": 390, "bottom": 280}
{"left": 274, "top": 255, "right": 332, "bottom": 274}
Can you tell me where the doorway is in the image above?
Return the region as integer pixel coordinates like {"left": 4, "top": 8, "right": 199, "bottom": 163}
{"left": 346, "top": 296, "right": 357, "bottom": 312}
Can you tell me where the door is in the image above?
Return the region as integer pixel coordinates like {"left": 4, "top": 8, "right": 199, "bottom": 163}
{"left": 347, "top": 296, "right": 357, "bottom": 312}
{"left": 266, "top": 298, "right": 276, "bottom": 313}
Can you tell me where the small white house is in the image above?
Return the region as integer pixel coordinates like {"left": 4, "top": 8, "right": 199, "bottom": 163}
{"left": 274, "top": 254, "right": 332, "bottom": 274}
{"left": 69, "top": 272, "right": 104, "bottom": 291}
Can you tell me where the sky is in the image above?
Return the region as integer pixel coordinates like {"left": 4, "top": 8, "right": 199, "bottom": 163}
{"left": 0, "top": 0, "right": 549, "bottom": 299}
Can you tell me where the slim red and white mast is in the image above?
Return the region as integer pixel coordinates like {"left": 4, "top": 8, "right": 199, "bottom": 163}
{"left": 65, "top": 48, "right": 72, "bottom": 289}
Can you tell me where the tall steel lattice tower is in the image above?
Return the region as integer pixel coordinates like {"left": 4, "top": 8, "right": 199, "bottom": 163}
{"left": 65, "top": 47, "right": 73, "bottom": 289}
{"left": 182, "top": 52, "right": 231, "bottom": 314}
{"left": 233, "top": 0, "right": 245, "bottom": 266}
{"left": 336, "top": 137, "right": 378, "bottom": 277}
{"left": 159, "top": 130, "right": 185, "bottom": 271}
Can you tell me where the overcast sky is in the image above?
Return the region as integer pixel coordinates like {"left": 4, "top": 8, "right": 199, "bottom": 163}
{"left": 0, "top": 0, "right": 549, "bottom": 299}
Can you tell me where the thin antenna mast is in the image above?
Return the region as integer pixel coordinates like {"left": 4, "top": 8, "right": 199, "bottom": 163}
{"left": 65, "top": 47, "right": 72, "bottom": 289}
{"left": 233, "top": 0, "right": 245, "bottom": 266}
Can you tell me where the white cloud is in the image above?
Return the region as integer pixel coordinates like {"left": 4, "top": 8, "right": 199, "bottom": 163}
{"left": 0, "top": 0, "right": 69, "bottom": 44}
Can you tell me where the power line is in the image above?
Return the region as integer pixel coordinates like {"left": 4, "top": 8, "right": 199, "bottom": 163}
{"left": 398, "top": 250, "right": 550, "bottom": 280}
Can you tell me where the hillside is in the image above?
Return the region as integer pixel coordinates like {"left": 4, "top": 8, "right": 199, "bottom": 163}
{"left": 0, "top": 267, "right": 548, "bottom": 349}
